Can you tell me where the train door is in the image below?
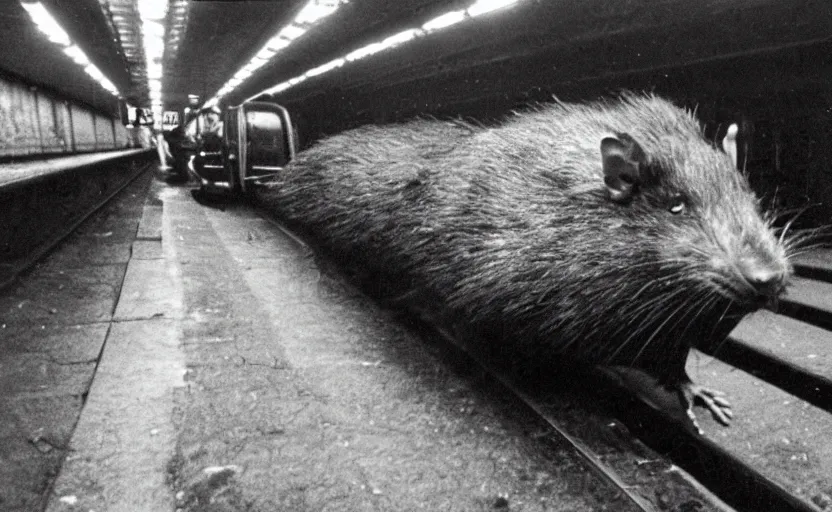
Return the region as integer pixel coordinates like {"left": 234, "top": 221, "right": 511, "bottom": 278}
{"left": 223, "top": 106, "right": 241, "bottom": 192}
{"left": 238, "top": 101, "right": 296, "bottom": 193}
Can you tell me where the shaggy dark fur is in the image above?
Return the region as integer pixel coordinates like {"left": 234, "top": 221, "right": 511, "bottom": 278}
{"left": 257, "top": 93, "right": 795, "bottom": 422}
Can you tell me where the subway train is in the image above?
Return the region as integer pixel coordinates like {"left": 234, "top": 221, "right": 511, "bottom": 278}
{"left": 174, "top": 101, "right": 297, "bottom": 195}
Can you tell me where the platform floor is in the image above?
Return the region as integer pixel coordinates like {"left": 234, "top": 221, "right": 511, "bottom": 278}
{"left": 0, "top": 149, "right": 149, "bottom": 188}
{"left": 0, "top": 173, "right": 631, "bottom": 511}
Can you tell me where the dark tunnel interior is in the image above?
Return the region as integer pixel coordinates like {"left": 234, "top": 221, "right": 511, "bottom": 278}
{"left": 2, "top": 2, "right": 832, "bottom": 511}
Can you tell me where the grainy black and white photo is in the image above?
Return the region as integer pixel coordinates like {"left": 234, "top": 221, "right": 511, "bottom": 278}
{"left": 0, "top": 1, "right": 830, "bottom": 511}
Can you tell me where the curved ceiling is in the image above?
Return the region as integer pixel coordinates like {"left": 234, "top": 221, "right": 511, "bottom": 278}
{"left": 2, "top": 0, "right": 829, "bottom": 119}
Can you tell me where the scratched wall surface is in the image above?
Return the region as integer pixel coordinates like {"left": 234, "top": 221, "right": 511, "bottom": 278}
{"left": 0, "top": 79, "right": 40, "bottom": 157}
{"left": 113, "top": 122, "right": 128, "bottom": 149}
{"left": 0, "top": 75, "right": 121, "bottom": 158}
{"left": 54, "top": 100, "right": 73, "bottom": 152}
{"left": 36, "top": 90, "right": 66, "bottom": 153}
{"left": 94, "top": 114, "right": 115, "bottom": 151}
{"left": 70, "top": 105, "right": 97, "bottom": 153}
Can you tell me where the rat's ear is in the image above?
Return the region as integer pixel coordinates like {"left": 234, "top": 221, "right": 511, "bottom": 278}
{"left": 601, "top": 133, "right": 645, "bottom": 203}
{"left": 721, "top": 123, "right": 739, "bottom": 169}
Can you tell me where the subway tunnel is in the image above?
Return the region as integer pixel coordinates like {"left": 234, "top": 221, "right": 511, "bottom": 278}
{"left": 1, "top": 1, "right": 832, "bottom": 511}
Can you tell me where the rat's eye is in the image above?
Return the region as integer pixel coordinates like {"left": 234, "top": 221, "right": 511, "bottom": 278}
{"left": 669, "top": 194, "right": 686, "bottom": 214}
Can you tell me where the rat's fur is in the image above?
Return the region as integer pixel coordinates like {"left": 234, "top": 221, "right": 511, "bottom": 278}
{"left": 258, "top": 93, "right": 793, "bottom": 407}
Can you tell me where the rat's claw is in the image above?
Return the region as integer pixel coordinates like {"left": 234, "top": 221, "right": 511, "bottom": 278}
{"left": 681, "top": 382, "right": 733, "bottom": 428}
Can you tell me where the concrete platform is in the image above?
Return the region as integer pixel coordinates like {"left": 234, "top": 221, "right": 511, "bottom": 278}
{"left": 0, "top": 149, "right": 149, "bottom": 189}
{"left": 24, "top": 182, "right": 642, "bottom": 511}
{"left": 0, "top": 170, "right": 155, "bottom": 512}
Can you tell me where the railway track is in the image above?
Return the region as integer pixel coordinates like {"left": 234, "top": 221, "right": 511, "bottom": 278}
{"left": 256, "top": 201, "right": 832, "bottom": 512}
{"left": 0, "top": 153, "right": 154, "bottom": 290}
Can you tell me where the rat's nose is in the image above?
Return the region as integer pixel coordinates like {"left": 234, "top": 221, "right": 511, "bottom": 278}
{"left": 740, "top": 260, "right": 787, "bottom": 298}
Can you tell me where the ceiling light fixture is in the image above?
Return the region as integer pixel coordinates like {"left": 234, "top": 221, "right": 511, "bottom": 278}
{"left": 138, "top": 0, "right": 168, "bottom": 124}
{"left": 278, "top": 24, "right": 307, "bottom": 41}
{"left": 421, "top": 10, "right": 467, "bottom": 32}
{"left": 251, "top": 0, "right": 528, "bottom": 100}
{"left": 164, "top": 0, "right": 189, "bottom": 62}
{"left": 137, "top": 0, "right": 168, "bottom": 20}
{"left": 63, "top": 44, "right": 91, "bottom": 66}
{"left": 202, "top": 0, "right": 349, "bottom": 110}
{"left": 20, "top": 1, "right": 120, "bottom": 96}
{"left": 304, "top": 57, "right": 345, "bottom": 78}
{"left": 20, "top": 1, "right": 71, "bottom": 46}
{"left": 467, "top": 0, "right": 520, "bottom": 17}
{"left": 294, "top": 0, "right": 342, "bottom": 24}
{"left": 256, "top": 47, "right": 278, "bottom": 60}
{"left": 381, "top": 29, "right": 423, "bottom": 47}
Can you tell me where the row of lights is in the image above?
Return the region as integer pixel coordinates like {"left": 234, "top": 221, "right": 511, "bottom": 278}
{"left": 164, "top": 1, "right": 189, "bottom": 64}
{"left": 202, "top": 0, "right": 349, "bottom": 110}
{"left": 137, "top": 0, "right": 169, "bottom": 124}
{"left": 251, "top": 0, "right": 522, "bottom": 99}
{"left": 20, "top": 1, "right": 121, "bottom": 97}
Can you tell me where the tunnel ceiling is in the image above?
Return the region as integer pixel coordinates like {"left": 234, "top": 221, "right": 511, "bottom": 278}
{"left": 162, "top": 0, "right": 479, "bottom": 111}
{"left": 0, "top": 0, "right": 131, "bottom": 114}
{"left": 161, "top": 1, "right": 299, "bottom": 109}
{"left": 230, "top": 0, "right": 831, "bottom": 105}
{"left": 3, "top": 0, "right": 829, "bottom": 117}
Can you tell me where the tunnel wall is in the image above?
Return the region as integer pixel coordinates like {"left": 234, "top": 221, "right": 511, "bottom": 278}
{"left": 0, "top": 79, "right": 41, "bottom": 157}
{"left": 114, "top": 122, "right": 132, "bottom": 149}
{"left": 71, "top": 106, "right": 97, "bottom": 153}
{"left": 0, "top": 73, "right": 130, "bottom": 159}
{"left": 94, "top": 113, "right": 116, "bottom": 151}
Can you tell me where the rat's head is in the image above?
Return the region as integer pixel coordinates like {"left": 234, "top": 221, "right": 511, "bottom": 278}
{"left": 599, "top": 99, "right": 791, "bottom": 311}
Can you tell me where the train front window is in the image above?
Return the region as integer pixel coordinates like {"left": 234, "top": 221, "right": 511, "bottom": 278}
{"left": 246, "top": 110, "right": 288, "bottom": 166}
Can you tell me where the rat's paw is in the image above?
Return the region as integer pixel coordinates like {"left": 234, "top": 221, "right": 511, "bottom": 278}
{"left": 681, "top": 381, "right": 733, "bottom": 432}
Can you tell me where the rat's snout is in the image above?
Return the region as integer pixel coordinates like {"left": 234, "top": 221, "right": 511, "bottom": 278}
{"left": 737, "top": 256, "right": 788, "bottom": 300}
